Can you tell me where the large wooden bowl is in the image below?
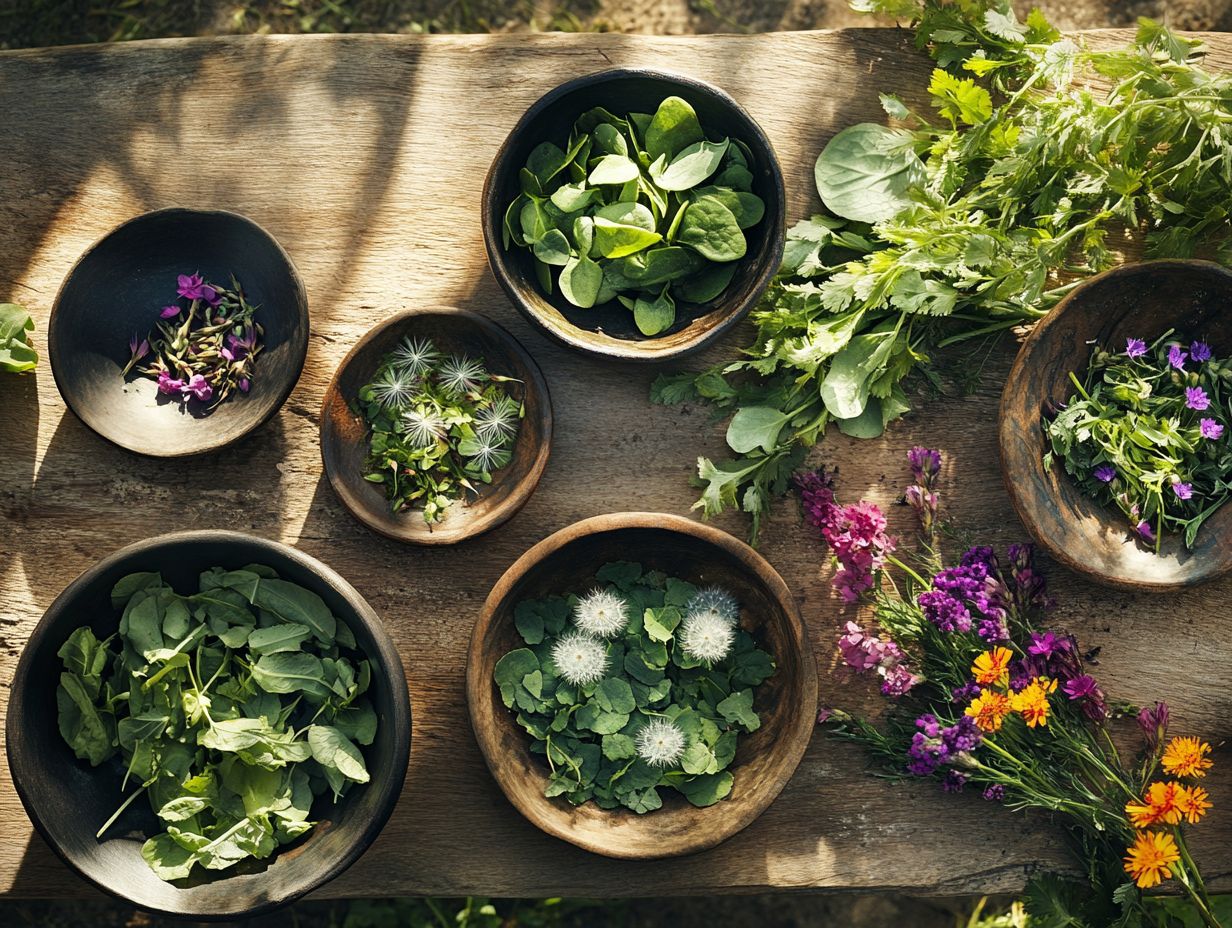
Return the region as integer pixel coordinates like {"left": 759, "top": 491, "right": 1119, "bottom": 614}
{"left": 5, "top": 531, "right": 412, "bottom": 918}
{"left": 466, "top": 512, "right": 817, "bottom": 859}
{"left": 481, "top": 68, "right": 787, "bottom": 363}
{"left": 320, "top": 308, "right": 553, "bottom": 545}
{"left": 1000, "top": 259, "right": 1232, "bottom": 590}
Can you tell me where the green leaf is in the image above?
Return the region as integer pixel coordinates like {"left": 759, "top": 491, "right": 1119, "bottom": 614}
{"left": 549, "top": 183, "right": 600, "bottom": 213}
{"left": 246, "top": 623, "right": 312, "bottom": 655}
{"left": 0, "top": 303, "right": 37, "bottom": 373}
{"left": 601, "top": 732, "right": 638, "bottom": 760}
{"left": 588, "top": 154, "right": 640, "bottom": 185}
{"left": 594, "top": 677, "right": 636, "bottom": 714}
{"left": 253, "top": 579, "right": 336, "bottom": 646}
{"left": 593, "top": 219, "right": 662, "bottom": 259}
{"left": 141, "top": 834, "right": 198, "bottom": 881}
{"left": 814, "top": 123, "right": 924, "bottom": 223}
{"left": 526, "top": 141, "right": 570, "bottom": 185}
{"left": 677, "top": 194, "right": 746, "bottom": 262}
{"left": 532, "top": 228, "right": 572, "bottom": 267}
{"left": 928, "top": 68, "right": 993, "bottom": 126}
{"left": 717, "top": 688, "right": 760, "bottom": 731}
{"left": 308, "top": 725, "right": 370, "bottom": 784}
{"left": 558, "top": 254, "right": 604, "bottom": 308}
{"left": 56, "top": 672, "right": 114, "bottom": 766}
{"left": 725, "top": 406, "right": 792, "bottom": 455}
{"left": 643, "top": 606, "right": 683, "bottom": 643}
{"left": 645, "top": 96, "right": 705, "bottom": 161}
{"left": 249, "top": 652, "right": 331, "bottom": 699}
{"left": 691, "top": 186, "right": 765, "bottom": 230}
{"left": 632, "top": 288, "right": 676, "bottom": 337}
{"left": 650, "top": 139, "right": 728, "bottom": 191}
{"left": 674, "top": 263, "right": 736, "bottom": 303}
{"left": 675, "top": 770, "right": 733, "bottom": 807}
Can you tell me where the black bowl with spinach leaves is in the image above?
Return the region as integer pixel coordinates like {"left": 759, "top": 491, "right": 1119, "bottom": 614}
{"left": 5, "top": 531, "right": 410, "bottom": 919}
{"left": 482, "top": 69, "right": 786, "bottom": 363}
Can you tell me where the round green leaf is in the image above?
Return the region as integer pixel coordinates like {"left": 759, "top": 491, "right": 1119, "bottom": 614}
{"left": 814, "top": 123, "right": 924, "bottom": 223}
{"left": 593, "top": 218, "right": 662, "bottom": 259}
{"left": 650, "top": 139, "right": 728, "bottom": 192}
{"left": 676, "top": 194, "right": 746, "bottom": 262}
{"left": 558, "top": 254, "right": 604, "bottom": 308}
{"left": 588, "top": 154, "right": 640, "bottom": 186}
{"left": 645, "top": 95, "right": 705, "bottom": 161}
{"left": 533, "top": 228, "right": 572, "bottom": 267}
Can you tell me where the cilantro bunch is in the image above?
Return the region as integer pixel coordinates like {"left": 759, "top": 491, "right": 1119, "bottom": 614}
{"left": 56, "top": 567, "right": 377, "bottom": 882}
{"left": 493, "top": 562, "right": 775, "bottom": 813}
{"left": 653, "top": 0, "right": 1232, "bottom": 542}
{"left": 1044, "top": 333, "right": 1232, "bottom": 550}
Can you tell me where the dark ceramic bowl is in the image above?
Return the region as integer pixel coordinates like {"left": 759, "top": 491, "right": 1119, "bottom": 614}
{"left": 482, "top": 69, "right": 786, "bottom": 363}
{"left": 1000, "top": 259, "right": 1232, "bottom": 590}
{"left": 49, "top": 208, "right": 309, "bottom": 457}
{"left": 320, "top": 308, "right": 552, "bottom": 545}
{"left": 6, "top": 531, "right": 411, "bottom": 918}
{"left": 466, "top": 512, "right": 817, "bottom": 859}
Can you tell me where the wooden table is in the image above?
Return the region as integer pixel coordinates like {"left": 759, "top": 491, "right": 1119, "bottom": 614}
{"left": 1, "top": 27, "right": 1229, "bottom": 900}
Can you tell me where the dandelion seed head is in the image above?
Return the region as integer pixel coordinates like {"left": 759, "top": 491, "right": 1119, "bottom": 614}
{"left": 573, "top": 588, "right": 629, "bottom": 638}
{"left": 391, "top": 336, "right": 440, "bottom": 377}
{"left": 685, "top": 586, "right": 740, "bottom": 626}
{"left": 468, "top": 434, "right": 509, "bottom": 473}
{"left": 438, "top": 355, "right": 487, "bottom": 395}
{"left": 680, "top": 611, "right": 735, "bottom": 664}
{"left": 370, "top": 367, "right": 417, "bottom": 408}
{"left": 402, "top": 407, "right": 446, "bottom": 448}
{"left": 636, "top": 718, "right": 686, "bottom": 768}
{"left": 475, "top": 395, "right": 521, "bottom": 441}
{"left": 550, "top": 632, "right": 608, "bottom": 686}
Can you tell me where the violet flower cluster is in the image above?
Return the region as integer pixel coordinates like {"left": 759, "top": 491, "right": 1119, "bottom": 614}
{"left": 794, "top": 469, "right": 896, "bottom": 603}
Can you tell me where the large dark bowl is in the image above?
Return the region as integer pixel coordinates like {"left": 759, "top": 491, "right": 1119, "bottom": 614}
{"left": 482, "top": 69, "right": 787, "bottom": 363}
{"left": 5, "top": 531, "right": 411, "bottom": 918}
{"left": 466, "top": 512, "right": 817, "bottom": 859}
{"left": 320, "top": 308, "right": 553, "bottom": 545}
{"left": 1000, "top": 259, "right": 1232, "bottom": 590}
{"left": 49, "top": 208, "right": 310, "bottom": 457}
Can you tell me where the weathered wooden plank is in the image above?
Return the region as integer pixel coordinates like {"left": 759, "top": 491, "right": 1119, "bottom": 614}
{"left": 0, "top": 28, "right": 1228, "bottom": 899}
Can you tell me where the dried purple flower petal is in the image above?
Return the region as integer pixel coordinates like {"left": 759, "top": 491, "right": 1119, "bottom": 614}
{"left": 1125, "top": 338, "right": 1148, "bottom": 359}
{"left": 1093, "top": 464, "right": 1115, "bottom": 483}
{"left": 1191, "top": 340, "right": 1212, "bottom": 362}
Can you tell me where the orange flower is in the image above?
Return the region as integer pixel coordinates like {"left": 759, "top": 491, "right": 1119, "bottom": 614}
{"left": 1162, "top": 736, "right": 1214, "bottom": 779}
{"left": 972, "top": 647, "right": 1013, "bottom": 687}
{"left": 1124, "top": 830, "right": 1180, "bottom": 889}
{"left": 1010, "top": 676, "right": 1056, "bottom": 728}
{"left": 1177, "top": 784, "right": 1212, "bottom": 824}
{"left": 966, "top": 690, "right": 1013, "bottom": 732}
{"left": 1125, "top": 781, "right": 1183, "bottom": 828}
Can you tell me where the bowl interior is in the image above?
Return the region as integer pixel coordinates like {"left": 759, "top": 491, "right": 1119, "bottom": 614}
{"left": 6, "top": 533, "right": 410, "bottom": 917}
{"left": 483, "top": 70, "right": 786, "bottom": 360}
{"left": 1001, "top": 260, "right": 1232, "bottom": 588}
{"left": 49, "top": 209, "right": 309, "bottom": 456}
{"left": 468, "top": 516, "right": 816, "bottom": 858}
{"left": 320, "top": 309, "right": 552, "bottom": 545}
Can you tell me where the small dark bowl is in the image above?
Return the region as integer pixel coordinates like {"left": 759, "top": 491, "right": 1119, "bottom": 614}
{"left": 6, "top": 531, "right": 411, "bottom": 918}
{"left": 320, "top": 308, "right": 553, "bottom": 545}
{"left": 49, "top": 208, "right": 310, "bottom": 457}
{"left": 466, "top": 512, "right": 818, "bottom": 859}
{"left": 482, "top": 69, "right": 787, "bottom": 363}
{"left": 1000, "top": 259, "right": 1232, "bottom": 590}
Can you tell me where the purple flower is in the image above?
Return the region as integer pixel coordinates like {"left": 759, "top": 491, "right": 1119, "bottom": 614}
{"left": 907, "top": 446, "right": 941, "bottom": 482}
{"left": 156, "top": 370, "right": 184, "bottom": 395}
{"left": 951, "top": 681, "right": 982, "bottom": 703}
{"left": 1173, "top": 482, "right": 1194, "bottom": 501}
{"left": 1063, "top": 675, "right": 1098, "bottom": 700}
{"left": 942, "top": 715, "right": 982, "bottom": 753}
{"left": 160, "top": 304, "right": 181, "bottom": 319}
{"left": 941, "top": 770, "right": 968, "bottom": 793}
{"left": 1185, "top": 387, "right": 1210, "bottom": 411}
{"left": 904, "top": 484, "right": 938, "bottom": 532}
{"left": 176, "top": 273, "right": 220, "bottom": 305}
{"left": 1093, "top": 464, "right": 1116, "bottom": 483}
{"left": 977, "top": 616, "right": 1009, "bottom": 643}
{"left": 982, "top": 784, "right": 1005, "bottom": 802}
{"left": 1125, "top": 338, "right": 1148, "bottom": 359}
{"left": 128, "top": 334, "right": 149, "bottom": 360}
{"left": 1136, "top": 520, "right": 1155, "bottom": 543}
{"left": 1137, "top": 701, "right": 1169, "bottom": 751}
{"left": 1028, "top": 631, "right": 1061, "bottom": 658}
{"left": 239, "top": 377, "right": 251, "bottom": 393}
{"left": 918, "top": 589, "right": 973, "bottom": 633}
{"left": 816, "top": 707, "right": 833, "bottom": 725}
{"left": 183, "top": 373, "right": 213, "bottom": 402}
{"left": 1191, "top": 341, "right": 1212, "bottom": 363}
{"left": 794, "top": 469, "right": 837, "bottom": 533}
{"left": 1201, "top": 418, "right": 1224, "bottom": 440}
{"left": 838, "top": 621, "right": 896, "bottom": 672}
{"left": 1168, "top": 345, "right": 1188, "bottom": 370}
{"left": 880, "top": 664, "right": 920, "bottom": 698}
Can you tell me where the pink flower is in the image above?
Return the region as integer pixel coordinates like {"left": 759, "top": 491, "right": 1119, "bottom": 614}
{"left": 160, "top": 304, "right": 181, "bottom": 319}
{"left": 1200, "top": 418, "right": 1224, "bottom": 440}
{"left": 183, "top": 373, "right": 213, "bottom": 402}
{"left": 880, "top": 663, "right": 921, "bottom": 698}
{"left": 176, "top": 273, "right": 219, "bottom": 305}
{"left": 238, "top": 377, "right": 251, "bottom": 393}
{"left": 156, "top": 370, "right": 184, "bottom": 395}
{"left": 838, "top": 621, "right": 891, "bottom": 671}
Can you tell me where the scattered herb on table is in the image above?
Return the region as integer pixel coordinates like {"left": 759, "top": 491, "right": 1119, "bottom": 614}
{"left": 0, "top": 302, "right": 37, "bottom": 373}
{"left": 56, "top": 566, "right": 377, "bottom": 882}
{"left": 357, "top": 337, "right": 524, "bottom": 524}
{"left": 809, "top": 448, "right": 1223, "bottom": 927}
{"left": 493, "top": 563, "right": 775, "bottom": 812}
{"left": 1043, "top": 332, "right": 1232, "bottom": 550}
{"left": 123, "top": 273, "right": 262, "bottom": 406}
{"left": 504, "top": 96, "right": 766, "bottom": 336}
{"left": 652, "top": 0, "right": 1232, "bottom": 542}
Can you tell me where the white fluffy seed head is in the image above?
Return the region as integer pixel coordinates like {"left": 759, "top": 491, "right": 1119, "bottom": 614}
{"left": 402, "top": 407, "right": 446, "bottom": 448}
{"left": 686, "top": 586, "right": 740, "bottom": 626}
{"left": 390, "top": 336, "right": 440, "bottom": 377}
{"left": 573, "top": 588, "right": 629, "bottom": 638}
{"left": 680, "top": 611, "right": 735, "bottom": 664}
{"left": 550, "top": 632, "right": 608, "bottom": 686}
{"left": 370, "top": 367, "right": 417, "bottom": 408}
{"left": 475, "top": 395, "right": 521, "bottom": 441}
{"left": 636, "top": 718, "right": 686, "bottom": 768}
{"left": 437, "top": 355, "right": 487, "bottom": 396}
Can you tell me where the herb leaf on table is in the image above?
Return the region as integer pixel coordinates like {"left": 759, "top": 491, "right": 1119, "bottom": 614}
{"left": 0, "top": 302, "right": 37, "bottom": 373}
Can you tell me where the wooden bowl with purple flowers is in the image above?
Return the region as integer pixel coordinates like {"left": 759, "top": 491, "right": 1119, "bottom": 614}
{"left": 999, "top": 259, "right": 1232, "bottom": 590}
{"left": 48, "top": 207, "right": 309, "bottom": 457}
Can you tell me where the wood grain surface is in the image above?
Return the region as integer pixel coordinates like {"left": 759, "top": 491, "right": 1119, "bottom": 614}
{"left": 0, "top": 27, "right": 1229, "bottom": 900}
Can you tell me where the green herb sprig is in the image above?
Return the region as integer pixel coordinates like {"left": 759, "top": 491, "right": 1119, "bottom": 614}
{"left": 494, "top": 562, "right": 775, "bottom": 813}
{"left": 504, "top": 96, "right": 766, "bottom": 336}
{"left": 357, "top": 337, "right": 524, "bottom": 524}
{"left": 0, "top": 302, "right": 37, "bottom": 373}
{"left": 653, "top": 1, "right": 1232, "bottom": 542}
{"left": 55, "top": 566, "right": 377, "bottom": 882}
{"left": 1044, "top": 332, "right": 1232, "bottom": 550}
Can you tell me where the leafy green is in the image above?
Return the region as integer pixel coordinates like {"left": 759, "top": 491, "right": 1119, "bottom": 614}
{"left": 55, "top": 567, "right": 378, "bottom": 882}
{"left": 0, "top": 303, "right": 37, "bottom": 373}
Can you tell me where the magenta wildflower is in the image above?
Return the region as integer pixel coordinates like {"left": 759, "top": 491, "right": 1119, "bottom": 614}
{"left": 176, "top": 273, "right": 218, "bottom": 304}
{"left": 1200, "top": 418, "right": 1224, "bottom": 440}
{"left": 1137, "top": 701, "right": 1169, "bottom": 751}
{"left": 1028, "top": 631, "right": 1061, "bottom": 658}
{"left": 183, "top": 373, "right": 213, "bottom": 402}
{"left": 156, "top": 370, "right": 185, "bottom": 395}
{"left": 1136, "top": 520, "right": 1155, "bottom": 543}
{"left": 1063, "top": 675, "right": 1098, "bottom": 700}
{"left": 239, "top": 377, "right": 251, "bottom": 393}
{"left": 1173, "top": 482, "right": 1193, "bottom": 500}
{"left": 1191, "top": 340, "right": 1212, "bottom": 363}
{"left": 1168, "top": 345, "right": 1188, "bottom": 369}
{"left": 1125, "top": 338, "right": 1148, "bottom": 359}
{"left": 941, "top": 770, "right": 968, "bottom": 793}
{"left": 1185, "top": 386, "right": 1210, "bottom": 411}
{"left": 1093, "top": 464, "right": 1116, "bottom": 483}
{"left": 880, "top": 664, "right": 921, "bottom": 698}
{"left": 128, "top": 334, "right": 149, "bottom": 361}
{"left": 816, "top": 707, "right": 833, "bottom": 725}
{"left": 983, "top": 784, "right": 1005, "bottom": 802}
{"left": 160, "top": 304, "right": 181, "bottom": 319}
{"left": 907, "top": 446, "right": 941, "bottom": 481}
{"left": 838, "top": 621, "right": 894, "bottom": 672}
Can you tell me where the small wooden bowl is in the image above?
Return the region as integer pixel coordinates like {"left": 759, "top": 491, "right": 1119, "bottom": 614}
{"left": 481, "top": 68, "right": 787, "bottom": 363}
{"left": 1000, "top": 259, "right": 1232, "bottom": 590}
{"left": 48, "top": 208, "right": 310, "bottom": 457}
{"left": 320, "top": 308, "right": 552, "bottom": 545}
{"left": 5, "top": 531, "right": 411, "bottom": 918}
{"left": 466, "top": 512, "right": 817, "bottom": 859}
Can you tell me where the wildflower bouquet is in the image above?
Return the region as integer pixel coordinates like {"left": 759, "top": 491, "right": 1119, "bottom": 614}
{"left": 357, "top": 337, "right": 524, "bottom": 524}
{"left": 1045, "top": 333, "right": 1232, "bottom": 551}
{"left": 804, "top": 449, "right": 1222, "bottom": 927}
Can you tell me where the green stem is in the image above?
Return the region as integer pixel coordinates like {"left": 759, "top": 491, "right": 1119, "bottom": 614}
{"left": 95, "top": 783, "right": 148, "bottom": 839}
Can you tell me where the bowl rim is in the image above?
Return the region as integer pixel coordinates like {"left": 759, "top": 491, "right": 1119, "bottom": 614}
{"left": 464, "top": 511, "right": 819, "bottom": 859}
{"left": 480, "top": 67, "right": 788, "bottom": 364}
{"left": 47, "top": 206, "right": 311, "bottom": 459}
{"left": 999, "top": 257, "right": 1232, "bottom": 590}
{"left": 318, "top": 306, "right": 554, "bottom": 546}
{"left": 4, "top": 529, "right": 412, "bottom": 918}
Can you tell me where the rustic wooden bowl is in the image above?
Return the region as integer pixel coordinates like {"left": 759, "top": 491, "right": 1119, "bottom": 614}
{"left": 48, "top": 208, "right": 309, "bottom": 457}
{"left": 5, "top": 531, "right": 411, "bottom": 918}
{"left": 481, "top": 68, "right": 787, "bottom": 363}
{"left": 320, "top": 308, "right": 552, "bottom": 545}
{"left": 1000, "top": 259, "right": 1232, "bottom": 590}
{"left": 466, "top": 512, "right": 817, "bottom": 858}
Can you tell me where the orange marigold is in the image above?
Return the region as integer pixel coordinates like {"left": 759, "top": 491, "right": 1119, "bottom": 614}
{"left": 966, "top": 690, "right": 1013, "bottom": 733}
{"left": 1124, "top": 830, "right": 1180, "bottom": 889}
{"left": 1010, "top": 676, "right": 1056, "bottom": 728}
{"left": 1177, "top": 784, "right": 1213, "bottom": 824}
{"left": 972, "top": 647, "right": 1013, "bottom": 687}
{"left": 1162, "top": 736, "right": 1214, "bottom": 779}
{"left": 1125, "top": 781, "right": 1183, "bottom": 828}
